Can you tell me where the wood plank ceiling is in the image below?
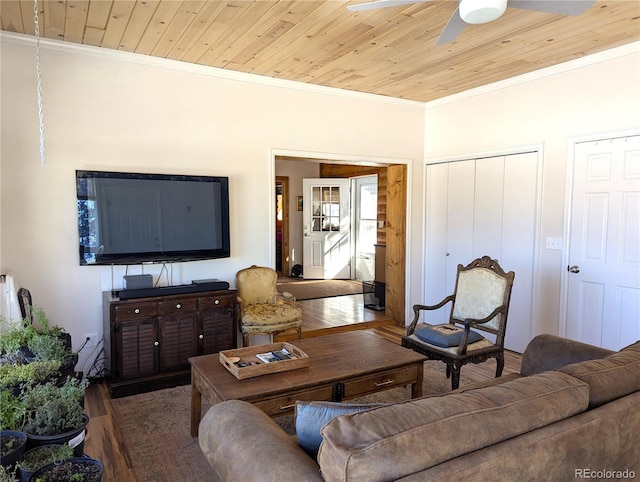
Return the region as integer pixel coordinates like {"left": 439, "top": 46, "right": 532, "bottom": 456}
{"left": 1, "top": 0, "right": 638, "bottom": 102}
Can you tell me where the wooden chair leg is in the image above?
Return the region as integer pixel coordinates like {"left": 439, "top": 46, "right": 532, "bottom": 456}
{"left": 495, "top": 354, "right": 505, "bottom": 378}
{"left": 450, "top": 366, "right": 461, "bottom": 390}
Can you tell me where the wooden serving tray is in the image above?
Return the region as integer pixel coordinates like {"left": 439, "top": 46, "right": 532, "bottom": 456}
{"left": 219, "top": 342, "right": 309, "bottom": 380}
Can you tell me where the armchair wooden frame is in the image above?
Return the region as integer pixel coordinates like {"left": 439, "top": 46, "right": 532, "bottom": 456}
{"left": 401, "top": 256, "right": 515, "bottom": 390}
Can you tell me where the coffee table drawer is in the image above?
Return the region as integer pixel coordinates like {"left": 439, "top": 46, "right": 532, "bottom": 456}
{"left": 253, "top": 386, "right": 334, "bottom": 417}
{"left": 342, "top": 366, "right": 419, "bottom": 398}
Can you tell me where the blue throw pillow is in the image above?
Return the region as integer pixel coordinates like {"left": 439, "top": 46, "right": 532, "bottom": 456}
{"left": 414, "top": 324, "right": 483, "bottom": 347}
{"left": 295, "top": 401, "right": 385, "bottom": 459}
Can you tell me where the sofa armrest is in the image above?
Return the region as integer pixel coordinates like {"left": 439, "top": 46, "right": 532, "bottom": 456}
{"left": 521, "top": 334, "right": 614, "bottom": 376}
{"left": 198, "top": 400, "right": 323, "bottom": 482}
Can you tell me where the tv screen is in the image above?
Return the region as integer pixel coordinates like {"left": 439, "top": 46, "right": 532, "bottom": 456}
{"left": 76, "top": 170, "right": 230, "bottom": 265}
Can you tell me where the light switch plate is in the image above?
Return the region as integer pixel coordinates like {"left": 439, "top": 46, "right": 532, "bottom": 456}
{"left": 545, "top": 237, "right": 563, "bottom": 250}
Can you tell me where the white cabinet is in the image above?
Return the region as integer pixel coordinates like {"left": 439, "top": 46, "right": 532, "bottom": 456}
{"left": 424, "top": 152, "right": 539, "bottom": 353}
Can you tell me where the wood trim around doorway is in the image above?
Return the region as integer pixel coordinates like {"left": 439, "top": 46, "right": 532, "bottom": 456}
{"left": 275, "top": 176, "right": 290, "bottom": 277}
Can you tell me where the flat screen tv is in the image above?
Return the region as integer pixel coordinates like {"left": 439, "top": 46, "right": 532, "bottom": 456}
{"left": 76, "top": 170, "right": 230, "bottom": 265}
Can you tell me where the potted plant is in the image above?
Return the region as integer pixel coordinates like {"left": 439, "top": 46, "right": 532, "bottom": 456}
{"left": 0, "top": 309, "right": 77, "bottom": 394}
{"left": 0, "top": 430, "right": 27, "bottom": 470}
{"left": 16, "top": 444, "right": 73, "bottom": 482}
{"left": 0, "top": 389, "right": 27, "bottom": 470}
{"left": 20, "top": 377, "right": 89, "bottom": 457}
{"left": 28, "top": 456, "right": 103, "bottom": 482}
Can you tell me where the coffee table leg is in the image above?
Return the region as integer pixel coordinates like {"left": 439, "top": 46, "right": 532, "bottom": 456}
{"left": 191, "top": 377, "right": 202, "bottom": 437}
{"left": 412, "top": 363, "right": 424, "bottom": 398}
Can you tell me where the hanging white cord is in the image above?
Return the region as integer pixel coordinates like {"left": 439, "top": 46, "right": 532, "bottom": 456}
{"left": 33, "top": 0, "right": 46, "bottom": 166}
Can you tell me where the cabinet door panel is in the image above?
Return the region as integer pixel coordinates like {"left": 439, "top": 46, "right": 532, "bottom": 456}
{"left": 199, "top": 309, "right": 234, "bottom": 355}
{"left": 158, "top": 314, "right": 198, "bottom": 371}
{"left": 117, "top": 318, "right": 157, "bottom": 380}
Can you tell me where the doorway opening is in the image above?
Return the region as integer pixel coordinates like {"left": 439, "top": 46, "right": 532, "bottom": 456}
{"left": 275, "top": 176, "right": 290, "bottom": 277}
{"left": 274, "top": 154, "right": 407, "bottom": 325}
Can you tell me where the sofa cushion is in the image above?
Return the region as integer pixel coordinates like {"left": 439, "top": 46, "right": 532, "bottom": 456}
{"left": 317, "top": 371, "right": 589, "bottom": 482}
{"left": 558, "top": 340, "right": 640, "bottom": 408}
{"left": 295, "top": 401, "right": 385, "bottom": 459}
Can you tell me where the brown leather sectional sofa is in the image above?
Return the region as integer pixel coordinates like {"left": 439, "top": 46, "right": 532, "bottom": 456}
{"left": 199, "top": 334, "right": 640, "bottom": 481}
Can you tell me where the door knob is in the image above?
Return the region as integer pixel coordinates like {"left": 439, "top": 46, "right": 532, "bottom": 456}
{"left": 568, "top": 265, "right": 580, "bottom": 273}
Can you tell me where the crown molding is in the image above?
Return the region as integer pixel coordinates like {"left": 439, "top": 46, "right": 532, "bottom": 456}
{"left": 0, "top": 31, "right": 424, "bottom": 110}
{"left": 425, "top": 41, "right": 640, "bottom": 108}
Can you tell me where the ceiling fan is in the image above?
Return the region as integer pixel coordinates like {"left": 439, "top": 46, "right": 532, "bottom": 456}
{"left": 347, "top": 0, "right": 596, "bottom": 44}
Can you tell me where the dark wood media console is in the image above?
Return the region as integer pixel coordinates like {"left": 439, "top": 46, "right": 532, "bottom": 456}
{"left": 103, "top": 289, "right": 237, "bottom": 398}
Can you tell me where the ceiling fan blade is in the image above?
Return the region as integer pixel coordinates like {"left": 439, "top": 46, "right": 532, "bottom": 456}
{"left": 347, "top": 0, "right": 429, "bottom": 12}
{"left": 436, "top": 7, "right": 467, "bottom": 45}
{"left": 509, "top": 0, "right": 596, "bottom": 16}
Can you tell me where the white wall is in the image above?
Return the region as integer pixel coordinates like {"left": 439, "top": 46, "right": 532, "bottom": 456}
{"left": 423, "top": 43, "right": 640, "bottom": 338}
{"left": 0, "top": 33, "right": 425, "bottom": 372}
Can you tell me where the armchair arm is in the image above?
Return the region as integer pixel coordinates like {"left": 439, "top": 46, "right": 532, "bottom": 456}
{"left": 407, "top": 295, "right": 455, "bottom": 335}
{"left": 277, "top": 291, "right": 297, "bottom": 308}
{"left": 456, "top": 305, "right": 506, "bottom": 355}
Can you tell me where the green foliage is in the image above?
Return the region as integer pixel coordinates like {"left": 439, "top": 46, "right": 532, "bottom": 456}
{"left": 0, "top": 321, "right": 38, "bottom": 354}
{"left": 21, "top": 377, "right": 88, "bottom": 436}
{"left": 0, "top": 390, "right": 26, "bottom": 431}
{"left": 0, "top": 308, "right": 65, "bottom": 355}
{"left": 0, "top": 306, "right": 76, "bottom": 391}
{"left": 18, "top": 444, "right": 74, "bottom": 471}
{"left": 0, "top": 360, "right": 62, "bottom": 389}
{"left": 0, "top": 465, "right": 18, "bottom": 482}
{"left": 29, "top": 334, "right": 70, "bottom": 364}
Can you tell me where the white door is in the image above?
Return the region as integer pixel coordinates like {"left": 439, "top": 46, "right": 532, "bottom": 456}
{"left": 424, "top": 152, "right": 539, "bottom": 353}
{"left": 302, "top": 178, "right": 351, "bottom": 279}
{"left": 352, "top": 176, "right": 378, "bottom": 281}
{"left": 566, "top": 135, "right": 640, "bottom": 350}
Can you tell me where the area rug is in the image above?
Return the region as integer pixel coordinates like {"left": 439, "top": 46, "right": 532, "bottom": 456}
{"left": 277, "top": 278, "right": 363, "bottom": 300}
{"left": 110, "top": 361, "right": 475, "bottom": 482}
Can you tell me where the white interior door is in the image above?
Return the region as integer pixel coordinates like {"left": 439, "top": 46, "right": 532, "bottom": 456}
{"left": 424, "top": 152, "right": 539, "bottom": 353}
{"left": 566, "top": 135, "right": 640, "bottom": 350}
{"left": 302, "top": 178, "right": 351, "bottom": 279}
{"left": 352, "top": 176, "right": 378, "bottom": 281}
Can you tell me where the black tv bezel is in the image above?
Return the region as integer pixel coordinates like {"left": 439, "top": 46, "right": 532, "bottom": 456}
{"left": 76, "top": 170, "right": 230, "bottom": 266}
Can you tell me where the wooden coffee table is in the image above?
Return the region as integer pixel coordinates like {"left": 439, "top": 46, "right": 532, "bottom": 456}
{"left": 189, "top": 330, "right": 427, "bottom": 436}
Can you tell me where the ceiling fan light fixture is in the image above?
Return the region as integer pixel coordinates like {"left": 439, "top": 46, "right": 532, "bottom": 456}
{"left": 459, "top": 0, "right": 508, "bottom": 24}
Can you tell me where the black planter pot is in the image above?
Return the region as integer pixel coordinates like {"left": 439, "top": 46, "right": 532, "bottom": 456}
{"left": 0, "top": 430, "right": 27, "bottom": 468}
{"left": 17, "top": 444, "right": 70, "bottom": 482}
{"left": 25, "top": 413, "right": 89, "bottom": 457}
{"left": 28, "top": 456, "right": 103, "bottom": 482}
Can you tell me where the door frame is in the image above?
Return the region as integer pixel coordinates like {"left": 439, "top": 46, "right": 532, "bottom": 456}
{"left": 560, "top": 128, "right": 640, "bottom": 339}
{"left": 270, "top": 148, "right": 412, "bottom": 323}
{"left": 351, "top": 174, "right": 378, "bottom": 281}
{"left": 275, "top": 176, "right": 290, "bottom": 277}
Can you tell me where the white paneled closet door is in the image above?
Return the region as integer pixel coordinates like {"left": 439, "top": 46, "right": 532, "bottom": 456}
{"left": 424, "top": 152, "right": 539, "bottom": 353}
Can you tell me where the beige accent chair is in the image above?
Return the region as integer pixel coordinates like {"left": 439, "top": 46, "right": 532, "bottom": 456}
{"left": 236, "top": 265, "right": 303, "bottom": 346}
{"left": 402, "top": 256, "right": 515, "bottom": 389}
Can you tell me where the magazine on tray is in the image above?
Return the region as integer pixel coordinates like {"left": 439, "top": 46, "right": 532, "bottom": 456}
{"left": 255, "top": 347, "right": 296, "bottom": 363}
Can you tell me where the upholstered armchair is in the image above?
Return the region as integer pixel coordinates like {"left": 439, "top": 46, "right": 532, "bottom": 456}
{"left": 402, "top": 256, "right": 515, "bottom": 389}
{"left": 236, "top": 265, "right": 303, "bottom": 346}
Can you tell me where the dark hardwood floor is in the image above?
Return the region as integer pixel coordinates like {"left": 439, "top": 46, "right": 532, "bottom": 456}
{"left": 83, "top": 294, "right": 522, "bottom": 482}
